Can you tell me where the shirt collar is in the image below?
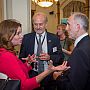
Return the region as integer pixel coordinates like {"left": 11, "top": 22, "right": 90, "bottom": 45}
{"left": 36, "top": 31, "right": 46, "bottom": 38}
{"left": 74, "top": 33, "right": 88, "bottom": 47}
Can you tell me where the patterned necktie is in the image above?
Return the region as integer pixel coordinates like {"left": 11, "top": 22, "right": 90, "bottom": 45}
{"left": 37, "top": 34, "right": 42, "bottom": 56}
{"left": 37, "top": 34, "right": 44, "bottom": 74}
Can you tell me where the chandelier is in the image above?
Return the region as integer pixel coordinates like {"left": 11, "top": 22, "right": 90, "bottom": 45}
{"left": 32, "top": 0, "right": 59, "bottom": 7}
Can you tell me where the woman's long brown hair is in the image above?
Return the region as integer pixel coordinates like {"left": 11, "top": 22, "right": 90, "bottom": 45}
{"left": 0, "top": 19, "right": 21, "bottom": 53}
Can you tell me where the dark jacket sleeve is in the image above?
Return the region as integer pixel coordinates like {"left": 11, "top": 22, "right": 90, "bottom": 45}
{"left": 19, "top": 33, "right": 35, "bottom": 62}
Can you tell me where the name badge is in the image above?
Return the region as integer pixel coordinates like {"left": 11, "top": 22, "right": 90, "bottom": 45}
{"left": 53, "top": 47, "right": 57, "bottom": 52}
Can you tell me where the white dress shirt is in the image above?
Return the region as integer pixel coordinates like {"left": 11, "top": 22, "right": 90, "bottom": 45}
{"left": 34, "top": 31, "right": 48, "bottom": 71}
{"left": 74, "top": 33, "right": 88, "bottom": 47}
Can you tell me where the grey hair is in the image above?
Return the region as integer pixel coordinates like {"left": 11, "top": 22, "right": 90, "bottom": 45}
{"left": 73, "top": 12, "right": 89, "bottom": 32}
{"left": 32, "top": 12, "right": 48, "bottom": 23}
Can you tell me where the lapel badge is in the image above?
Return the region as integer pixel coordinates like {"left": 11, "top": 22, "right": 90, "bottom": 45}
{"left": 48, "top": 40, "right": 51, "bottom": 43}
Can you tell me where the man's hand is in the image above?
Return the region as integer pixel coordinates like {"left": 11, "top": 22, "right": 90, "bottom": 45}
{"left": 39, "top": 52, "right": 50, "bottom": 61}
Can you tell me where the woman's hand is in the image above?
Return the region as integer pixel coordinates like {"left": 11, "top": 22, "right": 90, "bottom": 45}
{"left": 53, "top": 61, "right": 70, "bottom": 80}
{"left": 48, "top": 60, "right": 70, "bottom": 72}
{"left": 54, "top": 61, "right": 70, "bottom": 71}
{"left": 48, "top": 60, "right": 70, "bottom": 80}
{"left": 22, "top": 54, "right": 37, "bottom": 64}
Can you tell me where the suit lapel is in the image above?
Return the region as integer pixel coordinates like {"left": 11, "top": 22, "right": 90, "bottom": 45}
{"left": 47, "top": 32, "right": 52, "bottom": 54}
{"left": 30, "top": 32, "right": 36, "bottom": 54}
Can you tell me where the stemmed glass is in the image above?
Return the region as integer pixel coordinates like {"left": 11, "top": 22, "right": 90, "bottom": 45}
{"left": 33, "top": 54, "right": 38, "bottom": 71}
{"left": 33, "top": 50, "right": 45, "bottom": 71}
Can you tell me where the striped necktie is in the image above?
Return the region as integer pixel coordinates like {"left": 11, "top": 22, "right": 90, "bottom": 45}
{"left": 37, "top": 34, "right": 44, "bottom": 74}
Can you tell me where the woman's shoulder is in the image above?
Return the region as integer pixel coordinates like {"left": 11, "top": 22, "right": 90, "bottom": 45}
{"left": 0, "top": 48, "right": 7, "bottom": 53}
{"left": 0, "top": 48, "right": 17, "bottom": 62}
{"left": 0, "top": 48, "right": 14, "bottom": 56}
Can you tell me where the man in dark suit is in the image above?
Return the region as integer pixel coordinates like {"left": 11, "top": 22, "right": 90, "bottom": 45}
{"left": 19, "top": 12, "right": 64, "bottom": 90}
{"left": 56, "top": 12, "right": 90, "bottom": 90}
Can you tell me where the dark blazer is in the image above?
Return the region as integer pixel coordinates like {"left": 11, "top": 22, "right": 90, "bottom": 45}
{"left": 57, "top": 35, "right": 90, "bottom": 90}
{"left": 19, "top": 31, "right": 64, "bottom": 66}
